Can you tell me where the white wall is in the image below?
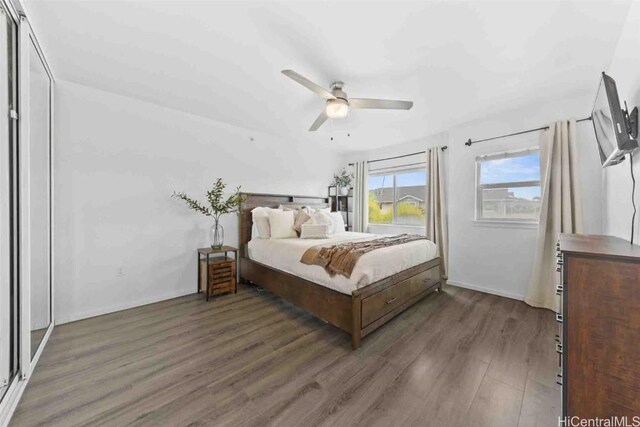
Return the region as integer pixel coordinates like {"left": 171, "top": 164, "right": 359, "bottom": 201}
{"left": 447, "top": 103, "right": 602, "bottom": 299}
{"left": 602, "top": 0, "right": 640, "bottom": 244}
{"left": 54, "top": 80, "right": 340, "bottom": 324}
{"left": 343, "top": 95, "right": 604, "bottom": 300}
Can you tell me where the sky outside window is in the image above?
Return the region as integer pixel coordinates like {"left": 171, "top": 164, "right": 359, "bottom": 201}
{"left": 480, "top": 153, "right": 540, "bottom": 200}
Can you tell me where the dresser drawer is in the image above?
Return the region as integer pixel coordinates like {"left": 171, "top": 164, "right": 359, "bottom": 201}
{"left": 361, "top": 267, "right": 439, "bottom": 327}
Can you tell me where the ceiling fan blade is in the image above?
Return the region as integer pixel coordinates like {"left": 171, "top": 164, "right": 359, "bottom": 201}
{"left": 309, "top": 110, "right": 328, "bottom": 131}
{"left": 282, "top": 70, "right": 336, "bottom": 100}
{"left": 349, "top": 98, "right": 413, "bottom": 110}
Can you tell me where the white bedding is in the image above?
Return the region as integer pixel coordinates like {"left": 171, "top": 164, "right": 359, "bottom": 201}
{"left": 247, "top": 232, "right": 438, "bottom": 295}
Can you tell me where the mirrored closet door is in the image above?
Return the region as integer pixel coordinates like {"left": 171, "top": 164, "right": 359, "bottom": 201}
{"left": 19, "top": 16, "right": 53, "bottom": 371}
{"left": 0, "top": 1, "right": 19, "bottom": 401}
{"left": 0, "top": 5, "right": 54, "bottom": 421}
{"left": 26, "top": 28, "right": 52, "bottom": 360}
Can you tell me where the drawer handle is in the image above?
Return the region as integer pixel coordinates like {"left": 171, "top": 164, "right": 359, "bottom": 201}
{"left": 556, "top": 343, "right": 563, "bottom": 354}
{"left": 556, "top": 284, "right": 564, "bottom": 295}
{"left": 556, "top": 313, "right": 563, "bottom": 323}
{"left": 385, "top": 297, "right": 397, "bottom": 305}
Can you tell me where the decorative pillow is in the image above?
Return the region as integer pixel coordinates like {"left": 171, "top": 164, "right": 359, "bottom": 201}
{"left": 293, "top": 209, "right": 312, "bottom": 235}
{"left": 251, "top": 206, "right": 281, "bottom": 239}
{"left": 309, "top": 211, "right": 333, "bottom": 233}
{"left": 329, "top": 212, "right": 346, "bottom": 234}
{"left": 279, "top": 204, "right": 303, "bottom": 211}
{"left": 254, "top": 217, "right": 271, "bottom": 239}
{"left": 300, "top": 223, "right": 330, "bottom": 239}
{"left": 279, "top": 204, "right": 303, "bottom": 221}
{"left": 301, "top": 206, "right": 328, "bottom": 216}
{"left": 268, "top": 210, "right": 297, "bottom": 239}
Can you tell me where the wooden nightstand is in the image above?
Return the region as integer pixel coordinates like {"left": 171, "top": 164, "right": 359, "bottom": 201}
{"left": 197, "top": 246, "right": 238, "bottom": 300}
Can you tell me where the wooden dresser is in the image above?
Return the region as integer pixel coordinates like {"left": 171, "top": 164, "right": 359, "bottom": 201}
{"left": 557, "top": 234, "right": 640, "bottom": 419}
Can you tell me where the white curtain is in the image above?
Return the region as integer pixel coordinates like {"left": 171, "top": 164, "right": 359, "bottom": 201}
{"left": 526, "top": 120, "right": 583, "bottom": 311}
{"left": 426, "top": 147, "right": 449, "bottom": 278}
{"left": 353, "top": 161, "right": 368, "bottom": 233}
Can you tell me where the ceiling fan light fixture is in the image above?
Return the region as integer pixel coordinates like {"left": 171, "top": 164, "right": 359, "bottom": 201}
{"left": 326, "top": 98, "right": 349, "bottom": 119}
{"left": 281, "top": 70, "right": 412, "bottom": 131}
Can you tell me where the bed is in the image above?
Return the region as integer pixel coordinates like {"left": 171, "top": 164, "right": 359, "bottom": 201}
{"left": 238, "top": 192, "right": 444, "bottom": 349}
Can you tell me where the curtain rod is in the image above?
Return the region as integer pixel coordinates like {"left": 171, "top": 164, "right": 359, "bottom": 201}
{"left": 464, "top": 116, "right": 592, "bottom": 147}
{"left": 347, "top": 146, "right": 447, "bottom": 166}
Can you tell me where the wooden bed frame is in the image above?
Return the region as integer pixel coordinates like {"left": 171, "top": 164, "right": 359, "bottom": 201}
{"left": 238, "top": 192, "right": 444, "bottom": 349}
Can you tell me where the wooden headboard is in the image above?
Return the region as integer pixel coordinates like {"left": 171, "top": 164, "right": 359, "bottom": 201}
{"left": 238, "top": 192, "right": 330, "bottom": 258}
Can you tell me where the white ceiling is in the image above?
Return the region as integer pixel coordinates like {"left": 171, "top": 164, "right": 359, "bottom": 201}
{"left": 25, "top": 0, "right": 632, "bottom": 152}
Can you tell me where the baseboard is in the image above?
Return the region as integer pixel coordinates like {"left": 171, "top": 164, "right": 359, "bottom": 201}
{"left": 55, "top": 288, "right": 195, "bottom": 325}
{"left": 446, "top": 280, "right": 525, "bottom": 301}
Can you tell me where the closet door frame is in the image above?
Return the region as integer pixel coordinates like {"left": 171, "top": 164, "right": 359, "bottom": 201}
{"left": 0, "top": 1, "right": 12, "bottom": 394}
{"left": 0, "top": 3, "right": 55, "bottom": 421}
{"left": 0, "top": 1, "right": 20, "bottom": 421}
{"left": 18, "top": 15, "right": 55, "bottom": 380}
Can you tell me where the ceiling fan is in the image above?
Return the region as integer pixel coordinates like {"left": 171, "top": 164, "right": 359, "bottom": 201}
{"left": 281, "top": 69, "right": 414, "bottom": 131}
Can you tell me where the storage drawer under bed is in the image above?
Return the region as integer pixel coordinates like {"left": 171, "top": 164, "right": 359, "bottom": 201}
{"left": 361, "top": 266, "right": 440, "bottom": 327}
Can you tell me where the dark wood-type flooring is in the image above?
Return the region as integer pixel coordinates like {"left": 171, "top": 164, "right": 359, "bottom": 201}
{"left": 11, "top": 284, "right": 560, "bottom": 426}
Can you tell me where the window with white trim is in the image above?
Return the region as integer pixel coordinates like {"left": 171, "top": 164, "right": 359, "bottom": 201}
{"left": 368, "top": 167, "right": 427, "bottom": 226}
{"left": 476, "top": 148, "right": 541, "bottom": 222}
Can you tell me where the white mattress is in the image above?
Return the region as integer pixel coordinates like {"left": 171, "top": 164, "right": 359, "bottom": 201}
{"left": 247, "top": 232, "right": 438, "bottom": 295}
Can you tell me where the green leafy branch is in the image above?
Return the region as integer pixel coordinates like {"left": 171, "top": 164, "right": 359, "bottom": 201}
{"left": 172, "top": 178, "right": 245, "bottom": 222}
{"left": 332, "top": 168, "right": 354, "bottom": 187}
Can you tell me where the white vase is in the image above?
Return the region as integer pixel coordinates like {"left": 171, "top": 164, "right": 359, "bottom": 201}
{"left": 340, "top": 187, "right": 349, "bottom": 196}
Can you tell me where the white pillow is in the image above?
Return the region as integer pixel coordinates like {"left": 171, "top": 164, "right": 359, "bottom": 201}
{"left": 268, "top": 210, "right": 297, "bottom": 239}
{"left": 279, "top": 204, "right": 303, "bottom": 211}
{"left": 300, "top": 223, "right": 330, "bottom": 239}
{"left": 309, "top": 211, "right": 333, "bottom": 233}
{"left": 302, "top": 206, "right": 328, "bottom": 216}
{"left": 329, "top": 212, "right": 346, "bottom": 234}
{"left": 251, "top": 206, "right": 281, "bottom": 239}
{"left": 254, "top": 217, "right": 271, "bottom": 239}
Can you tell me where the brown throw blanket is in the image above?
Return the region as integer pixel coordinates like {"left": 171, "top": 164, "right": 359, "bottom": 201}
{"left": 300, "top": 234, "right": 426, "bottom": 279}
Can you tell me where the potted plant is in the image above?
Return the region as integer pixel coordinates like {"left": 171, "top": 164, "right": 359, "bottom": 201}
{"left": 332, "top": 168, "right": 353, "bottom": 196}
{"left": 172, "top": 178, "right": 244, "bottom": 248}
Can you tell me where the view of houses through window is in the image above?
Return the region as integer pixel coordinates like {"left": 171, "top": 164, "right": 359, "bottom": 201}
{"left": 368, "top": 168, "right": 427, "bottom": 225}
{"left": 476, "top": 149, "right": 541, "bottom": 221}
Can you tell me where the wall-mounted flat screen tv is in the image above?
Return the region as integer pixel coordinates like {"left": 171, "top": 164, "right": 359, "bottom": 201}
{"left": 591, "top": 72, "right": 638, "bottom": 167}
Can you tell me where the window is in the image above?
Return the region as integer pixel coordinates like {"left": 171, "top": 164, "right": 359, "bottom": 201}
{"left": 369, "top": 168, "right": 426, "bottom": 226}
{"left": 476, "top": 149, "right": 541, "bottom": 222}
